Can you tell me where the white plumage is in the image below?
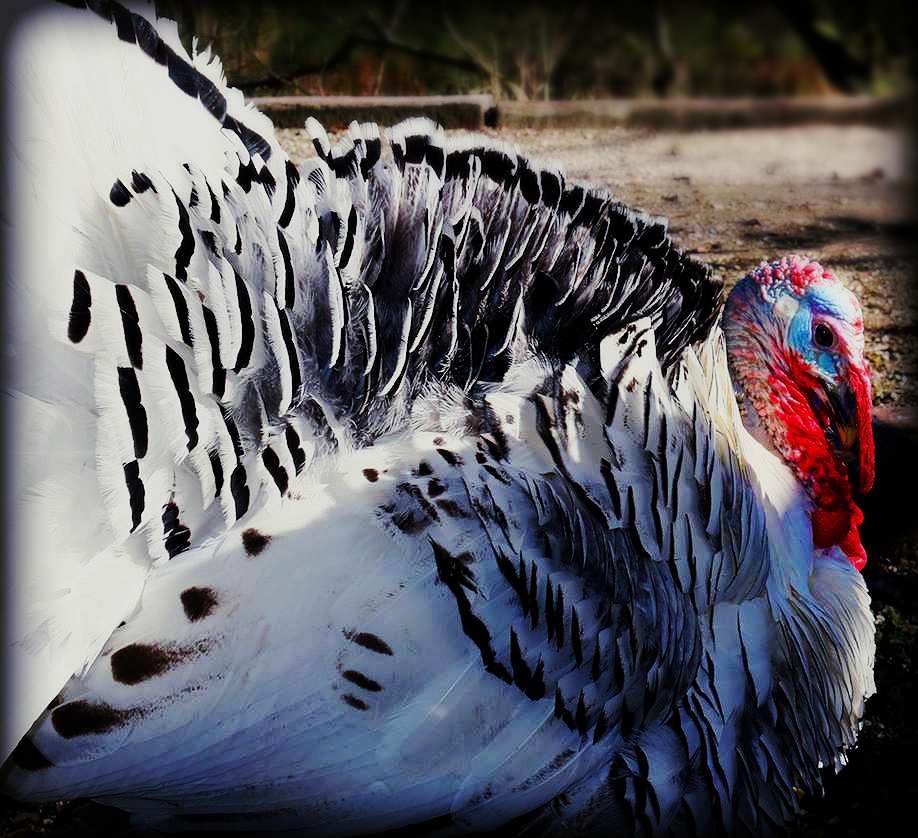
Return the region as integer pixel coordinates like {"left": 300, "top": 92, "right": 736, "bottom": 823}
{"left": 1, "top": 3, "right": 875, "bottom": 836}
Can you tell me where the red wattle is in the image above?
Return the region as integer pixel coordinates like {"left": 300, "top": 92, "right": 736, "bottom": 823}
{"left": 841, "top": 529, "right": 868, "bottom": 572}
{"left": 811, "top": 503, "right": 866, "bottom": 570}
{"left": 774, "top": 362, "right": 869, "bottom": 571}
{"left": 811, "top": 506, "right": 850, "bottom": 549}
{"left": 850, "top": 363, "right": 875, "bottom": 493}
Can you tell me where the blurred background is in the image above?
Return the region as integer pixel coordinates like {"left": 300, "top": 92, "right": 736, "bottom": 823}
{"left": 155, "top": 0, "right": 913, "bottom": 100}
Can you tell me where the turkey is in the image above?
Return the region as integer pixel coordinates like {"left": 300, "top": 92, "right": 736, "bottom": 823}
{"left": 1, "top": 2, "right": 876, "bottom": 836}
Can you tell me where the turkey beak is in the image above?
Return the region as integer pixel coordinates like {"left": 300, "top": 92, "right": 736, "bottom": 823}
{"left": 829, "top": 381, "right": 859, "bottom": 450}
{"left": 825, "top": 362, "right": 875, "bottom": 494}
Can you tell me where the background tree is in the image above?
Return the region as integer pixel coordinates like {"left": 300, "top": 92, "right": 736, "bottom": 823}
{"left": 155, "top": 0, "right": 913, "bottom": 98}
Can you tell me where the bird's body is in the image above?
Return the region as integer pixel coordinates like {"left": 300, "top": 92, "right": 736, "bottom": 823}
{"left": 2, "top": 3, "right": 876, "bottom": 836}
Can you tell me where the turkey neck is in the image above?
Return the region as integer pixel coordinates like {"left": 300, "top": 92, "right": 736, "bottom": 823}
{"left": 722, "top": 279, "right": 864, "bottom": 564}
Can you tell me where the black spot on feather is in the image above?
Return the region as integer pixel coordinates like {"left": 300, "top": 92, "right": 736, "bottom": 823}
{"left": 426, "top": 143, "right": 445, "bottom": 179}
{"left": 338, "top": 205, "right": 358, "bottom": 271}
{"left": 123, "top": 459, "right": 144, "bottom": 533}
{"left": 67, "top": 269, "right": 91, "bottom": 343}
{"left": 51, "top": 700, "right": 135, "bottom": 739}
{"left": 9, "top": 737, "right": 53, "bottom": 770}
{"left": 553, "top": 686, "right": 566, "bottom": 721}
{"left": 435, "top": 498, "right": 469, "bottom": 519}
{"left": 201, "top": 306, "right": 226, "bottom": 397}
{"left": 285, "top": 424, "right": 308, "bottom": 474}
{"left": 206, "top": 182, "right": 221, "bottom": 223}
{"left": 200, "top": 229, "right": 218, "bottom": 256}
{"left": 221, "top": 408, "right": 245, "bottom": 459}
{"left": 131, "top": 170, "right": 155, "bottom": 193}
{"left": 235, "top": 157, "right": 256, "bottom": 192}
{"left": 242, "top": 527, "right": 271, "bottom": 557}
{"left": 262, "top": 447, "right": 289, "bottom": 494}
{"left": 554, "top": 584, "right": 565, "bottom": 650}
{"left": 278, "top": 160, "right": 300, "bottom": 229}
{"left": 479, "top": 414, "right": 511, "bottom": 461}
{"left": 481, "top": 149, "right": 517, "bottom": 187}
{"left": 208, "top": 449, "right": 224, "bottom": 498}
{"left": 110, "top": 179, "right": 131, "bottom": 206}
{"left": 111, "top": 643, "right": 175, "bottom": 685}
{"left": 115, "top": 285, "right": 143, "bottom": 368}
{"left": 132, "top": 10, "right": 168, "bottom": 64}
{"left": 360, "top": 137, "right": 381, "bottom": 178}
{"left": 277, "top": 308, "right": 302, "bottom": 400}
{"left": 165, "top": 346, "right": 199, "bottom": 450}
{"left": 196, "top": 70, "right": 227, "bottom": 120}
{"left": 526, "top": 658, "right": 546, "bottom": 701}
{"left": 510, "top": 627, "right": 532, "bottom": 693}
{"left": 403, "top": 134, "right": 429, "bottom": 166}
{"left": 600, "top": 458, "right": 623, "bottom": 521}
{"left": 226, "top": 117, "right": 273, "bottom": 163}
{"left": 341, "top": 693, "right": 369, "bottom": 711}
{"left": 166, "top": 48, "right": 198, "bottom": 97}
{"left": 180, "top": 586, "right": 218, "bottom": 622}
{"left": 483, "top": 464, "right": 511, "bottom": 485}
{"left": 162, "top": 500, "right": 192, "bottom": 558}
{"left": 258, "top": 164, "right": 276, "bottom": 196}
{"left": 575, "top": 691, "right": 590, "bottom": 736}
{"left": 341, "top": 670, "right": 382, "bottom": 692}
{"left": 363, "top": 468, "right": 380, "bottom": 482}
{"left": 431, "top": 540, "right": 510, "bottom": 684}
{"left": 540, "top": 171, "right": 562, "bottom": 208}
{"left": 445, "top": 149, "right": 471, "bottom": 181}
{"left": 390, "top": 481, "right": 440, "bottom": 533}
{"left": 172, "top": 190, "right": 194, "bottom": 282}
{"left": 389, "top": 507, "right": 429, "bottom": 535}
{"left": 528, "top": 563, "right": 539, "bottom": 629}
{"left": 276, "top": 228, "right": 295, "bottom": 308}
{"left": 163, "top": 273, "right": 193, "bottom": 346}
{"left": 519, "top": 164, "right": 540, "bottom": 204}
{"left": 231, "top": 465, "right": 249, "bottom": 519}
{"left": 436, "top": 448, "right": 464, "bottom": 467}
{"left": 559, "top": 184, "right": 584, "bottom": 217}
{"left": 118, "top": 367, "right": 148, "bottom": 459}
{"left": 344, "top": 630, "right": 394, "bottom": 656}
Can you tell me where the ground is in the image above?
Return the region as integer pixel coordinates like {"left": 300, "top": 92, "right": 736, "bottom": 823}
{"left": 1, "top": 123, "right": 915, "bottom": 836}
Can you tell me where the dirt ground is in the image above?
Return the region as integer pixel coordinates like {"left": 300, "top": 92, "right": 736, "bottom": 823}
{"left": 1, "top": 123, "right": 915, "bottom": 836}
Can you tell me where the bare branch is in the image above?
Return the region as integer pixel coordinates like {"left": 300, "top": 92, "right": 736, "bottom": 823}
{"left": 233, "top": 33, "right": 488, "bottom": 93}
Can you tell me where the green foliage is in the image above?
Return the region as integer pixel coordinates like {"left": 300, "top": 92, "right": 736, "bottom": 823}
{"left": 881, "top": 605, "right": 918, "bottom": 666}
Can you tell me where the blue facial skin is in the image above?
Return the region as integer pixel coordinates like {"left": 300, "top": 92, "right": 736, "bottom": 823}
{"left": 785, "top": 281, "right": 864, "bottom": 455}
{"left": 787, "top": 281, "right": 857, "bottom": 384}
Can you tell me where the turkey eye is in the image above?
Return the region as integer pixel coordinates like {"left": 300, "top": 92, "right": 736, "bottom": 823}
{"left": 813, "top": 323, "right": 835, "bottom": 348}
